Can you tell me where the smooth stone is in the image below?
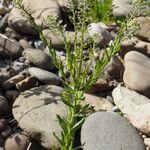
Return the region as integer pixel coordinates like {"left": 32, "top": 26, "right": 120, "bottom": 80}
{"left": 113, "top": 0, "right": 150, "bottom": 16}
{"left": 29, "top": 67, "right": 60, "bottom": 85}
{"left": 121, "top": 37, "right": 150, "bottom": 58}
{"left": 83, "top": 93, "right": 114, "bottom": 111}
{"left": 23, "top": 48, "right": 54, "bottom": 71}
{"left": 113, "top": 86, "right": 150, "bottom": 136}
{"left": 8, "top": 0, "right": 60, "bottom": 35}
{"left": 103, "top": 56, "right": 124, "bottom": 80}
{"left": 16, "top": 76, "right": 39, "bottom": 92}
{"left": 0, "top": 119, "right": 7, "bottom": 132}
{"left": 0, "top": 36, "right": 22, "bottom": 60}
{"left": 0, "top": 93, "right": 9, "bottom": 115}
{"left": 87, "top": 23, "right": 113, "bottom": 47}
{"left": 2, "top": 74, "right": 25, "bottom": 90}
{"left": 136, "top": 17, "right": 150, "bottom": 42}
{"left": 42, "top": 30, "right": 88, "bottom": 50}
{"left": 13, "top": 85, "right": 67, "bottom": 149}
{"left": 112, "top": 0, "right": 132, "bottom": 16}
{"left": 1, "top": 126, "right": 13, "bottom": 138}
{"left": 123, "top": 51, "right": 150, "bottom": 98}
{"left": 19, "top": 39, "right": 32, "bottom": 50}
{"left": 5, "top": 90, "right": 20, "bottom": 105}
{"left": 5, "top": 132, "right": 32, "bottom": 150}
{"left": 81, "top": 111, "right": 145, "bottom": 150}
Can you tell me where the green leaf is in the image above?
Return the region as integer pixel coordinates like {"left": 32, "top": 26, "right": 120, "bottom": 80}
{"left": 71, "top": 118, "right": 85, "bottom": 133}
{"left": 56, "top": 114, "right": 68, "bottom": 134}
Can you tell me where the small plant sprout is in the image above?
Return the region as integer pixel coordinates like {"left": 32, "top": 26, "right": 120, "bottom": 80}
{"left": 13, "top": 0, "right": 144, "bottom": 149}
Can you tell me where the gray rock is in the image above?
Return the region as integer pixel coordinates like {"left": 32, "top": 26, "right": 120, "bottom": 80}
{"left": 8, "top": 0, "right": 60, "bottom": 35}
{"left": 112, "top": 86, "right": 150, "bottom": 136}
{"left": 81, "top": 111, "right": 145, "bottom": 150}
{"left": 29, "top": 67, "right": 60, "bottom": 85}
{"left": 123, "top": 51, "right": 150, "bottom": 98}
{"left": 13, "top": 85, "right": 67, "bottom": 149}
{"left": 23, "top": 48, "right": 54, "bottom": 71}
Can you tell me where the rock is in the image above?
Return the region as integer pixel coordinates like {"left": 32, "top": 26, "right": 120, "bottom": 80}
{"left": 112, "top": 86, "right": 150, "bottom": 136}
{"left": 29, "top": 67, "right": 60, "bottom": 85}
{"left": 83, "top": 93, "right": 114, "bottom": 111}
{"left": 23, "top": 48, "right": 54, "bottom": 71}
{"left": 123, "top": 51, "right": 150, "bottom": 98}
{"left": 145, "top": 138, "right": 150, "bottom": 148}
{"left": 81, "top": 111, "right": 145, "bottom": 150}
{"left": 0, "top": 36, "right": 22, "bottom": 60}
{"left": 43, "top": 30, "right": 84, "bottom": 50}
{"left": 103, "top": 56, "right": 124, "bottom": 80}
{"left": 19, "top": 39, "right": 32, "bottom": 50}
{"left": 87, "top": 23, "right": 113, "bottom": 47}
{"left": 0, "top": 119, "right": 7, "bottom": 132}
{"left": 4, "top": 132, "right": 31, "bottom": 150}
{"left": 5, "top": 90, "right": 20, "bottom": 105}
{"left": 136, "top": 17, "right": 150, "bottom": 42}
{"left": 88, "top": 78, "right": 110, "bottom": 93}
{"left": 0, "top": 6, "right": 9, "bottom": 15}
{"left": 13, "top": 85, "right": 67, "bottom": 149}
{"left": 112, "top": 0, "right": 132, "bottom": 16}
{"left": 2, "top": 74, "right": 25, "bottom": 90}
{"left": 16, "top": 76, "right": 39, "bottom": 91}
{"left": 121, "top": 37, "right": 150, "bottom": 58}
{"left": 8, "top": 0, "right": 60, "bottom": 35}
{"left": 0, "top": 93, "right": 9, "bottom": 115}
{"left": 1, "top": 126, "right": 13, "bottom": 138}
{"left": 113, "top": 0, "right": 150, "bottom": 16}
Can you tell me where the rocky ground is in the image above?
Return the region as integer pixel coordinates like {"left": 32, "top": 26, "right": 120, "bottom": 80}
{"left": 0, "top": 0, "right": 150, "bottom": 150}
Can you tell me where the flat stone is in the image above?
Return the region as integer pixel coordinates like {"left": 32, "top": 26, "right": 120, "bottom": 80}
{"left": 123, "top": 51, "right": 150, "bottom": 98}
{"left": 29, "top": 67, "right": 60, "bottom": 85}
{"left": 81, "top": 111, "right": 145, "bottom": 150}
{"left": 13, "top": 85, "right": 67, "bottom": 149}
{"left": 23, "top": 49, "right": 54, "bottom": 71}
{"left": 113, "top": 86, "right": 150, "bottom": 136}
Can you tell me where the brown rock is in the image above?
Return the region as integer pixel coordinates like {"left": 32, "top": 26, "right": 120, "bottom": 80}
{"left": 16, "top": 76, "right": 39, "bottom": 91}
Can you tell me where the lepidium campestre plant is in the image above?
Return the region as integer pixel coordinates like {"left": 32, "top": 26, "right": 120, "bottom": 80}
{"left": 13, "top": 0, "right": 144, "bottom": 149}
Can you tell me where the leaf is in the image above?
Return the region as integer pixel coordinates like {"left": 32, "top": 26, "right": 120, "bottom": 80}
{"left": 53, "top": 132, "right": 62, "bottom": 145}
{"left": 56, "top": 114, "right": 68, "bottom": 134}
{"left": 71, "top": 118, "right": 85, "bottom": 133}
